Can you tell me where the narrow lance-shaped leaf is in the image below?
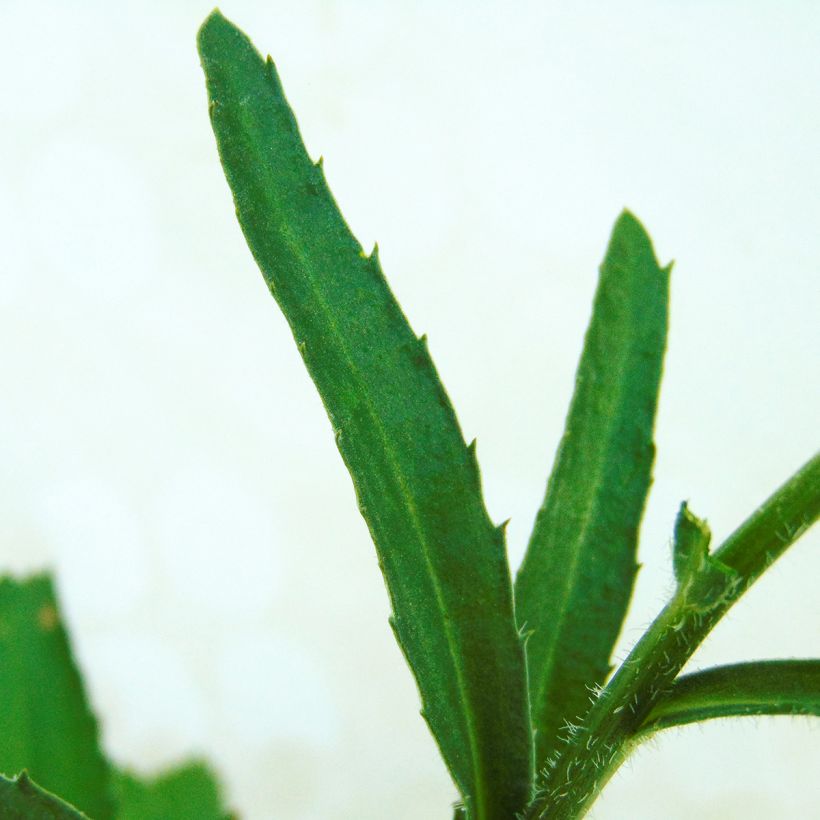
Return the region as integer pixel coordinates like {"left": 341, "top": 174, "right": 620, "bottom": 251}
{"left": 0, "top": 772, "right": 89, "bottom": 820}
{"left": 0, "top": 575, "right": 113, "bottom": 819}
{"left": 197, "top": 12, "right": 532, "bottom": 817}
{"left": 515, "top": 211, "right": 670, "bottom": 767}
{"left": 637, "top": 660, "right": 820, "bottom": 736}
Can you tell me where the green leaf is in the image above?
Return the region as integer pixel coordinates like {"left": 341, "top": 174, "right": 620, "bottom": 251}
{"left": 197, "top": 11, "right": 532, "bottom": 818}
{"left": 672, "top": 502, "right": 711, "bottom": 584}
{"left": 514, "top": 211, "right": 670, "bottom": 767}
{"left": 638, "top": 660, "right": 820, "bottom": 735}
{"left": 112, "top": 762, "right": 229, "bottom": 820}
{"left": 0, "top": 575, "right": 113, "bottom": 819}
{"left": 0, "top": 772, "right": 89, "bottom": 819}
{"left": 672, "top": 503, "right": 739, "bottom": 614}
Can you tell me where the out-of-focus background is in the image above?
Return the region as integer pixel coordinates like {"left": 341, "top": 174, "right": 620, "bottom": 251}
{"left": 1, "top": 1, "right": 818, "bottom": 818}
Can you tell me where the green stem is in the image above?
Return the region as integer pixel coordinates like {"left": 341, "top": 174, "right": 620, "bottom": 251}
{"left": 522, "top": 452, "right": 820, "bottom": 820}
{"left": 636, "top": 659, "right": 820, "bottom": 736}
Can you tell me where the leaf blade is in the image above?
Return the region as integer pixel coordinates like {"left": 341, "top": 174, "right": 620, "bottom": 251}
{"left": 638, "top": 660, "right": 820, "bottom": 736}
{"left": 515, "top": 211, "right": 670, "bottom": 767}
{"left": 197, "top": 12, "right": 532, "bottom": 817}
{"left": 0, "top": 575, "right": 113, "bottom": 819}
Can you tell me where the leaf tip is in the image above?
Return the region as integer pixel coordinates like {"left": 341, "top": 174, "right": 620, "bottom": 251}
{"left": 614, "top": 207, "right": 646, "bottom": 235}
{"left": 609, "top": 207, "right": 670, "bottom": 273}
{"left": 673, "top": 501, "right": 712, "bottom": 584}
{"left": 196, "top": 8, "right": 230, "bottom": 52}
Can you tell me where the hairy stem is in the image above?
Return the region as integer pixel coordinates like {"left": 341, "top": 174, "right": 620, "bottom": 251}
{"left": 636, "top": 659, "right": 820, "bottom": 735}
{"left": 523, "top": 452, "right": 820, "bottom": 819}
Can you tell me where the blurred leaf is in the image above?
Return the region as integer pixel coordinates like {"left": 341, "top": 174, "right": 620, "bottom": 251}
{"left": 113, "top": 762, "right": 229, "bottom": 820}
{"left": 515, "top": 211, "right": 669, "bottom": 767}
{"left": 0, "top": 772, "right": 89, "bottom": 819}
{"left": 0, "top": 575, "right": 112, "bottom": 818}
{"left": 197, "top": 11, "right": 532, "bottom": 817}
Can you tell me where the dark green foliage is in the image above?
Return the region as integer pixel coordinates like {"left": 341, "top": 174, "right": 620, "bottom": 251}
{"left": 1, "top": 11, "right": 816, "bottom": 820}
{"left": 515, "top": 211, "right": 669, "bottom": 769}
{"left": 0, "top": 576, "right": 112, "bottom": 819}
{"left": 198, "top": 11, "right": 531, "bottom": 818}
{"left": 196, "top": 11, "right": 819, "bottom": 820}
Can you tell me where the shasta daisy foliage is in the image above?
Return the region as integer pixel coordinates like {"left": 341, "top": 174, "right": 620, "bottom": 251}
{"left": 195, "top": 11, "right": 819, "bottom": 820}
{"left": 0, "top": 10, "right": 816, "bottom": 820}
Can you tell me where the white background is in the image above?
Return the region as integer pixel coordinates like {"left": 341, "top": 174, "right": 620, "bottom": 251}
{"left": 1, "top": 1, "right": 818, "bottom": 818}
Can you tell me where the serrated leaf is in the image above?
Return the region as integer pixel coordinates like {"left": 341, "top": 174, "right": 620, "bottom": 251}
{"left": 0, "top": 575, "right": 112, "bottom": 818}
{"left": 515, "top": 211, "right": 670, "bottom": 768}
{"left": 638, "top": 660, "right": 820, "bottom": 736}
{"left": 0, "top": 772, "right": 89, "bottom": 819}
{"left": 112, "top": 762, "right": 229, "bottom": 820}
{"left": 197, "top": 11, "right": 532, "bottom": 818}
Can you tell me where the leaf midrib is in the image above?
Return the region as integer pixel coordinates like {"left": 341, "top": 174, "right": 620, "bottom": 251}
{"left": 238, "top": 79, "right": 487, "bottom": 812}
{"left": 530, "top": 293, "right": 644, "bottom": 724}
{"left": 282, "top": 227, "right": 485, "bottom": 815}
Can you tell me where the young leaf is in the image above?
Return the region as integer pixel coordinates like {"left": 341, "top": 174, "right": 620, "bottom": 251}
{"left": 672, "top": 502, "right": 711, "bottom": 584}
{"left": 672, "top": 502, "right": 739, "bottom": 613}
{"left": 0, "top": 772, "right": 89, "bottom": 819}
{"left": 113, "top": 763, "right": 229, "bottom": 820}
{"left": 0, "top": 575, "right": 113, "bottom": 819}
{"left": 515, "top": 211, "right": 670, "bottom": 767}
{"left": 197, "top": 11, "right": 532, "bottom": 817}
{"left": 637, "top": 659, "right": 820, "bottom": 736}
